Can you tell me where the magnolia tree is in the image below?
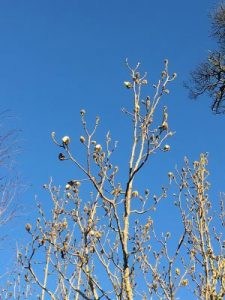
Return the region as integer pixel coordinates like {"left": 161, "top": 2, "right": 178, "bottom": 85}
{"left": 2, "top": 61, "right": 224, "bottom": 300}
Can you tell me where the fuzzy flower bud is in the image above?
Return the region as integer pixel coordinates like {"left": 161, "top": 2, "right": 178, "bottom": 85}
{"left": 163, "top": 89, "right": 170, "bottom": 94}
{"left": 164, "top": 59, "right": 169, "bottom": 66}
{"left": 162, "top": 70, "right": 167, "bottom": 78}
{"left": 66, "top": 192, "right": 72, "bottom": 199}
{"left": 65, "top": 184, "right": 71, "bottom": 190}
{"left": 62, "top": 219, "right": 68, "bottom": 229}
{"left": 142, "top": 79, "right": 148, "bottom": 85}
{"left": 181, "top": 279, "right": 189, "bottom": 286}
{"left": 62, "top": 136, "right": 70, "bottom": 145}
{"left": 80, "top": 136, "right": 85, "bottom": 143}
{"left": 25, "top": 223, "right": 32, "bottom": 232}
{"left": 95, "top": 231, "right": 102, "bottom": 239}
{"left": 163, "top": 145, "right": 170, "bottom": 152}
{"left": 132, "top": 190, "right": 139, "bottom": 198}
{"left": 168, "top": 172, "right": 174, "bottom": 177}
{"left": 80, "top": 109, "right": 86, "bottom": 116}
{"left": 74, "top": 181, "right": 81, "bottom": 187}
{"left": 172, "top": 72, "right": 177, "bottom": 79}
{"left": 58, "top": 153, "right": 66, "bottom": 161}
{"left": 175, "top": 268, "right": 180, "bottom": 276}
{"left": 124, "top": 81, "right": 133, "bottom": 89}
{"left": 95, "top": 144, "right": 102, "bottom": 152}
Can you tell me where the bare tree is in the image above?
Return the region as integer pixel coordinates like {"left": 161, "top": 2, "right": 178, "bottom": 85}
{"left": 147, "top": 154, "right": 225, "bottom": 299}
{"left": 2, "top": 61, "right": 224, "bottom": 300}
{"left": 0, "top": 111, "right": 21, "bottom": 297}
{"left": 175, "top": 155, "right": 225, "bottom": 299}
{"left": 186, "top": 2, "right": 225, "bottom": 114}
{"left": 0, "top": 111, "right": 19, "bottom": 227}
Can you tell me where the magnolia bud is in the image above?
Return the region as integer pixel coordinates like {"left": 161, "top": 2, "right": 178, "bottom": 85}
{"left": 168, "top": 172, "right": 174, "bottom": 177}
{"left": 80, "top": 136, "right": 85, "bottom": 143}
{"left": 163, "top": 89, "right": 170, "bottom": 94}
{"left": 66, "top": 192, "right": 72, "bottom": 198}
{"left": 124, "top": 81, "right": 133, "bottom": 89}
{"left": 175, "top": 268, "right": 180, "bottom": 276}
{"left": 25, "top": 223, "right": 32, "bottom": 232}
{"left": 65, "top": 184, "right": 71, "bottom": 190}
{"left": 172, "top": 72, "right": 177, "bottom": 79}
{"left": 164, "top": 59, "right": 169, "bottom": 66}
{"left": 74, "top": 181, "right": 81, "bottom": 187}
{"left": 142, "top": 79, "right": 148, "bottom": 85}
{"left": 62, "top": 219, "right": 68, "bottom": 228}
{"left": 80, "top": 109, "right": 86, "bottom": 116}
{"left": 132, "top": 190, "right": 139, "bottom": 197}
{"left": 58, "top": 153, "right": 66, "bottom": 161}
{"left": 95, "top": 144, "right": 102, "bottom": 152}
{"left": 134, "top": 104, "right": 140, "bottom": 113}
{"left": 181, "top": 279, "right": 188, "bottom": 286}
{"left": 162, "top": 71, "right": 167, "bottom": 78}
{"left": 62, "top": 136, "right": 70, "bottom": 145}
{"left": 163, "top": 145, "right": 170, "bottom": 152}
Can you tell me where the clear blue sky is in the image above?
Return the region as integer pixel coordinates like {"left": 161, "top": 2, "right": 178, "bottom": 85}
{"left": 0, "top": 0, "right": 223, "bottom": 298}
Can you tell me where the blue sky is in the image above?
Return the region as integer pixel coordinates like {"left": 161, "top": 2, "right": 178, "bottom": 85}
{"left": 0, "top": 0, "right": 224, "bottom": 298}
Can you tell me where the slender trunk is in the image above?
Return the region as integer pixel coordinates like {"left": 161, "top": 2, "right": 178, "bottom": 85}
{"left": 123, "top": 183, "right": 133, "bottom": 300}
{"left": 41, "top": 244, "right": 52, "bottom": 300}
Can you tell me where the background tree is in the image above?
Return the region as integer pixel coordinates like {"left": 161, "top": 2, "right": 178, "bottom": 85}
{"left": 2, "top": 61, "right": 224, "bottom": 300}
{"left": 0, "top": 111, "right": 19, "bottom": 228}
{"left": 0, "top": 111, "right": 21, "bottom": 296}
{"left": 155, "top": 155, "right": 225, "bottom": 299}
{"left": 186, "top": 2, "right": 225, "bottom": 114}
